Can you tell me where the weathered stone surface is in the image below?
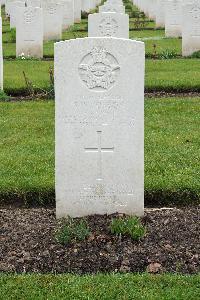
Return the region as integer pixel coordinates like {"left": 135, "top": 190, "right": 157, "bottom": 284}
{"left": 182, "top": 2, "right": 200, "bottom": 56}
{"left": 61, "top": 0, "right": 74, "bottom": 30}
{"left": 9, "top": 1, "right": 25, "bottom": 29}
{"left": 55, "top": 37, "right": 144, "bottom": 218}
{"left": 165, "top": 0, "right": 182, "bottom": 37}
{"left": 74, "top": 0, "right": 81, "bottom": 23}
{"left": 42, "top": 0, "right": 62, "bottom": 41}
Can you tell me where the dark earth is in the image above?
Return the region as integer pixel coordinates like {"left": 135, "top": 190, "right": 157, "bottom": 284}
{"left": 0, "top": 207, "right": 199, "bottom": 274}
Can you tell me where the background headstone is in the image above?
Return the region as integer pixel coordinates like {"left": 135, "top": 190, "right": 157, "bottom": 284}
{"left": 42, "top": 0, "right": 62, "bottom": 41}
{"left": 88, "top": 12, "right": 129, "bottom": 38}
{"left": 182, "top": 2, "right": 200, "bottom": 56}
{"left": 165, "top": 0, "right": 182, "bottom": 37}
{"left": 99, "top": 4, "right": 125, "bottom": 13}
{"left": 61, "top": 0, "right": 74, "bottom": 30}
{"left": 9, "top": 1, "right": 25, "bottom": 29}
{"left": 74, "top": 0, "right": 81, "bottom": 23}
{"left": 16, "top": 7, "right": 43, "bottom": 58}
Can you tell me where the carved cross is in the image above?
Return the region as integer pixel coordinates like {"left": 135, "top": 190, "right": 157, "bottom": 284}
{"left": 84, "top": 131, "right": 114, "bottom": 181}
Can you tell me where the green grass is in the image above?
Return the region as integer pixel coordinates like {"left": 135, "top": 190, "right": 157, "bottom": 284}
{"left": 144, "top": 38, "right": 181, "bottom": 56}
{"left": 0, "top": 98, "right": 199, "bottom": 205}
{"left": 0, "top": 273, "right": 199, "bottom": 300}
{"left": 3, "top": 28, "right": 180, "bottom": 58}
{"left": 0, "top": 101, "right": 54, "bottom": 204}
{"left": 4, "top": 60, "right": 53, "bottom": 96}
{"left": 145, "top": 98, "right": 200, "bottom": 204}
{"left": 146, "top": 59, "right": 200, "bottom": 92}
{"left": 3, "top": 59, "right": 200, "bottom": 96}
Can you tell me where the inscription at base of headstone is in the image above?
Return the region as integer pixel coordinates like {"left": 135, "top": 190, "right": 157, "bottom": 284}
{"left": 55, "top": 37, "right": 144, "bottom": 218}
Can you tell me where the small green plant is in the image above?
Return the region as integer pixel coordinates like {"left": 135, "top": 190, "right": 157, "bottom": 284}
{"left": 190, "top": 50, "right": 200, "bottom": 58}
{"left": 0, "top": 90, "right": 10, "bottom": 101}
{"left": 160, "top": 49, "right": 178, "bottom": 59}
{"left": 125, "top": 3, "right": 133, "bottom": 10}
{"left": 56, "top": 217, "right": 90, "bottom": 245}
{"left": 110, "top": 216, "right": 146, "bottom": 240}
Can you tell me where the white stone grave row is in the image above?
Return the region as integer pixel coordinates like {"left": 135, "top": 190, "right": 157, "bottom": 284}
{"left": 5, "top": 0, "right": 100, "bottom": 20}
{"left": 4, "top": 0, "right": 108, "bottom": 57}
{"left": 132, "top": 0, "right": 200, "bottom": 56}
{"left": 4, "top": 0, "right": 81, "bottom": 58}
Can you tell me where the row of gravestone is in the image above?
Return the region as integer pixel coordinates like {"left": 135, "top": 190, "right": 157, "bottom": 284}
{"left": 2, "top": 0, "right": 101, "bottom": 58}
{"left": 0, "top": 0, "right": 130, "bottom": 91}
{"left": 2, "top": 0, "right": 131, "bottom": 58}
{"left": 134, "top": 0, "right": 200, "bottom": 56}
{"left": 54, "top": 0, "right": 145, "bottom": 218}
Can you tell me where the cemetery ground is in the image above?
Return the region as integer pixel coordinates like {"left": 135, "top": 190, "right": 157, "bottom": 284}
{"left": 0, "top": 3, "right": 200, "bottom": 299}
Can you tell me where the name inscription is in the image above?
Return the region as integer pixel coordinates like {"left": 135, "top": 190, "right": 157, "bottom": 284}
{"left": 63, "top": 96, "right": 134, "bottom": 127}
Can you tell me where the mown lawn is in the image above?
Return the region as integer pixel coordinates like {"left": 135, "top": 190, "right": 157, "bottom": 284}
{"left": 0, "top": 273, "right": 199, "bottom": 300}
{"left": 3, "top": 27, "right": 180, "bottom": 58}
{"left": 3, "top": 59, "right": 200, "bottom": 96}
{"left": 146, "top": 59, "right": 200, "bottom": 91}
{"left": 0, "top": 98, "right": 199, "bottom": 205}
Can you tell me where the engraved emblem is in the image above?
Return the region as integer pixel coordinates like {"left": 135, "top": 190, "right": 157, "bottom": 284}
{"left": 47, "top": 4, "right": 56, "bottom": 14}
{"left": 79, "top": 47, "right": 120, "bottom": 91}
{"left": 24, "top": 9, "right": 35, "bottom": 23}
{"left": 190, "top": 6, "right": 200, "bottom": 19}
{"left": 99, "top": 17, "right": 118, "bottom": 36}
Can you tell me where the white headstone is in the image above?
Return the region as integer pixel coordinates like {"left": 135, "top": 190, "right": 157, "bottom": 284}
{"left": 182, "top": 2, "right": 200, "bottom": 56}
{"left": 61, "top": 0, "right": 74, "bottom": 30}
{"left": 55, "top": 37, "right": 144, "bottom": 218}
{"left": 99, "top": 4, "right": 125, "bottom": 13}
{"left": 42, "top": 0, "right": 62, "bottom": 41}
{"left": 165, "top": 0, "right": 182, "bottom": 37}
{"left": 16, "top": 7, "right": 43, "bottom": 58}
{"left": 10, "top": 1, "right": 25, "bottom": 29}
{"left": 81, "top": 0, "right": 95, "bottom": 13}
{"left": 88, "top": 12, "right": 129, "bottom": 38}
{"left": 74, "top": 0, "right": 81, "bottom": 23}
{"left": 148, "top": 0, "right": 157, "bottom": 20}
{"left": 155, "top": 0, "right": 165, "bottom": 27}
{"left": 5, "top": 0, "right": 16, "bottom": 15}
